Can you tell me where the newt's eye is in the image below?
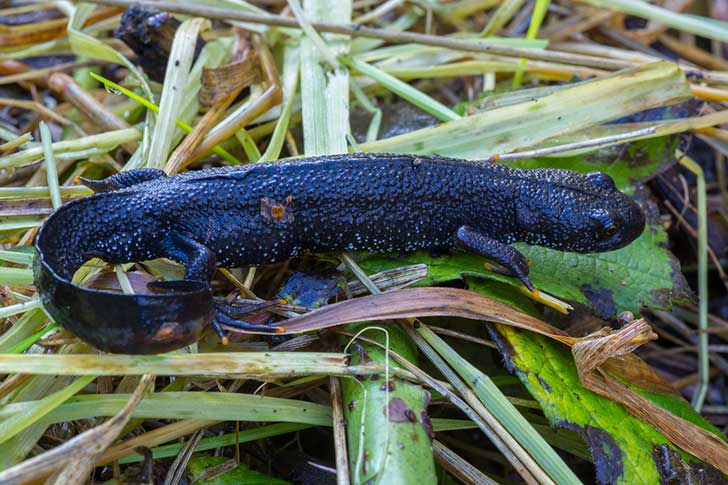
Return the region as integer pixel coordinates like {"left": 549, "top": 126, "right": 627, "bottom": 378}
{"left": 589, "top": 209, "right": 619, "bottom": 239}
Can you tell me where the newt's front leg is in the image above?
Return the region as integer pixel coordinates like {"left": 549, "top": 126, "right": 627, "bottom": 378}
{"left": 453, "top": 225, "right": 536, "bottom": 293}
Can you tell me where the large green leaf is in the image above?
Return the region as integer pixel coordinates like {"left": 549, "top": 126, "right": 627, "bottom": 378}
{"left": 488, "top": 325, "right": 725, "bottom": 484}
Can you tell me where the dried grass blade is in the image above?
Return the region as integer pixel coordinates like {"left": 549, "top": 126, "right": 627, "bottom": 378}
{"left": 0, "top": 352, "right": 366, "bottom": 377}
{"left": 340, "top": 56, "right": 460, "bottom": 122}
{"left": 148, "top": 17, "right": 208, "bottom": 169}
{"left": 359, "top": 61, "right": 691, "bottom": 157}
{"left": 278, "top": 287, "right": 566, "bottom": 337}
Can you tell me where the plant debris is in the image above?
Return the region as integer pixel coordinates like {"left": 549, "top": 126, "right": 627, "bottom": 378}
{"left": 2, "top": 1, "right": 728, "bottom": 484}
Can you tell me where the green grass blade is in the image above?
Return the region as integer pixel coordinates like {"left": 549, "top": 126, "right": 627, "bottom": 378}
{"left": 583, "top": 0, "right": 728, "bottom": 42}
{"left": 512, "top": 0, "right": 550, "bottom": 88}
{"left": 298, "top": 0, "right": 351, "bottom": 156}
{"left": 38, "top": 122, "right": 62, "bottom": 210}
{"left": 0, "top": 300, "right": 43, "bottom": 320}
{"left": 0, "top": 267, "right": 34, "bottom": 285}
{"left": 1, "top": 393, "right": 333, "bottom": 427}
{"left": 147, "top": 18, "right": 208, "bottom": 168}
{"left": 340, "top": 56, "right": 460, "bottom": 122}
{"left": 89, "top": 73, "right": 239, "bottom": 164}
{"left": 679, "top": 153, "right": 709, "bottom": 410}
{"left": 259, "top": 44, "right": 300, "bottom": 162}
{"left": 0, "top": 250, "right": 34, "bottom": 265}
{"left": 0, "top": 375, "right": 95, "bottom": 446}
{"left": 0, "top": 129, "right": 141, "bottom": 170}
{"left": 117, "top": 423, "right": 312, "bottom": 464}
{"left": 417, "top": 326, "right": 581, "bottom": 485}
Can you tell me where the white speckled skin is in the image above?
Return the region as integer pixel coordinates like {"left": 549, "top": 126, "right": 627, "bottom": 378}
{"left": 37, "top": 153, "right": 645, "bottom": 281}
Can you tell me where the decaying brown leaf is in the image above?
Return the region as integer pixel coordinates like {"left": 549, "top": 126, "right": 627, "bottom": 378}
{"left": 199, "top": 55, "right": 259, "bottom": 107}
{"left": 278, "top": 287, "right": 566, "bottom": 336}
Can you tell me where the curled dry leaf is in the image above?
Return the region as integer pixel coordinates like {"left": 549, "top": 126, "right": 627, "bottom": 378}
{"left": 199, "top": 56, "right": 260, "bottom": 107}
{"left": 571, "top": 320, "right": 728, "bottom": 474}
{"left": 276, "top": 287, "right": 728, "bottom": 473}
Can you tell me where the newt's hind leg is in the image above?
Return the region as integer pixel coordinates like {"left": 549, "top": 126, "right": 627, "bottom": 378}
{"left": 453, "top": 225, "right": 536, "bottom": 293}
{"left": 152, "top": 231, "right": 284, "bottom": 339}
{"left": 212, "top": 303, "right": 284, "bottom": 338}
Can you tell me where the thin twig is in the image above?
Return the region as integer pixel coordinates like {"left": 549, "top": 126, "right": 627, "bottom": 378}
{"left": 498, "top": 126, "right": 657, "bottom": 161}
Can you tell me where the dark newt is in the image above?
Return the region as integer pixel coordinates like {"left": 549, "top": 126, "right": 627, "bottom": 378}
{"left": 33, "top": 153, "right": 645, "bottom": 354}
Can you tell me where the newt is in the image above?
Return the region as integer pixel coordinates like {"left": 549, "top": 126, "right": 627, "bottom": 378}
{"left": 33, "top": 153, "right": 645, "bottom": 354}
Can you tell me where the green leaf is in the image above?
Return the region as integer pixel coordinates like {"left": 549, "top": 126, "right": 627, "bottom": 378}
{"left": 515, "top": 225, "right": 693, "bottom": 317}
{"left": 187, "top": 455, "right": 290, "bottom": 485}
{"left": 341, "top": 323, "right": 436, "bottom": 485}
{"left": 489, "top": 325, "right": 725, "bottom": 484}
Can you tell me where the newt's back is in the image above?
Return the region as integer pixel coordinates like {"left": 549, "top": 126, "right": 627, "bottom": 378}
{"left": 158, "top": 154, "right": 520, "bottom": 265}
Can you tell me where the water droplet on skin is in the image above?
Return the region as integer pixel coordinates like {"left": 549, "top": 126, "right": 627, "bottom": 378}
{"left": 104, "top": 85, "right": 122, "bottom": 96}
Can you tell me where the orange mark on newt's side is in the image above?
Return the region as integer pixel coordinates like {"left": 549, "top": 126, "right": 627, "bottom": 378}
{"left": 271, "top": 204, "right": 286, "bottom": 220}
{"left": 261, "top": 196, "right": 294, "bottom": 223}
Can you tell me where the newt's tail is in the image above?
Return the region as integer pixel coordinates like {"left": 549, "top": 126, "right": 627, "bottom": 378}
{"left": 33, "top": 195, "right": 213, "bottom": 354}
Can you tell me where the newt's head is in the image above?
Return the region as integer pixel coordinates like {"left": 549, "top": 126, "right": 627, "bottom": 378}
{"left": 516, "top": 170, "right": 645, "bottom": 253}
